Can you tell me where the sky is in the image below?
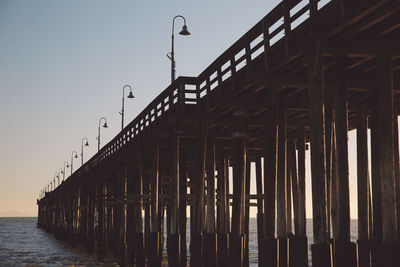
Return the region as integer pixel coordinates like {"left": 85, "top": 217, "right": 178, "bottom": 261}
{"left": 0, "top": 0, "right": 398, "bottom": 219}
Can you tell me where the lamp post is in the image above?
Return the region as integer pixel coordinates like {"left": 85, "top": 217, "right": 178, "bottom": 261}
{"left": 81, "top": 138, "right": 89, "bottom": 166}
{"left": 58, "top": 169, "right": 63, "bottom": 186}
{"left": 119, "top": 85, "right": 134, "bottom": 130}
{"left": 97, "top": 117, "right": 108, "bottom": 151}
{"left": 71, "top": 151, "right": 78, "bottom": 175}
{"left": 63, "top": 161, "right": 69, "bottom": 181}
{"left": 54, "top": 172, "right": 58, "bottom": 188}
{"left": 167, "top": 15, "right": 191, "bottom": 83}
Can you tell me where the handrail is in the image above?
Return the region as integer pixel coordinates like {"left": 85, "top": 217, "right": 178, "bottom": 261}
{"left": 40, "top": 0, "right": 333, "bottom": 199}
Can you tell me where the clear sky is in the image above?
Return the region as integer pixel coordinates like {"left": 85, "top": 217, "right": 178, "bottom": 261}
{"left": 0, "top": 0, "right": 397, "bottom": 219}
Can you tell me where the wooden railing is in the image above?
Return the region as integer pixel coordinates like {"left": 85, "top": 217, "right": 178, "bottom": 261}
{"left": 47, "top": 0, "right": 334, "bottom": 194}
{"left": 196, "top": 0, "right": 331, "bottom": 98}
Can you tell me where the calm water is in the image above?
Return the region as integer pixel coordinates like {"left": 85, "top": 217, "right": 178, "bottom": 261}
{"left": 0, "top": 217, "right": 357, "bottom": 266}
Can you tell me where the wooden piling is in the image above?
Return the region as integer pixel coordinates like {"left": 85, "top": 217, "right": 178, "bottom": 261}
{"left": 375, "top": 53, "right": 397, "bottom": 266}
{"left": 333, "top": 51, "right": 356, "bottom": 267}
{"left": 217, "top": 149, "right": 229, "bottom": 267}
{"left": 263, "top": 88, "right": 278, "bottom": 267}
{"left": 149, "top": 144, "right": 161, "bottom": 267}
{"left": 308, "top": 44, "right": 331, "bottom": 267}
{"left": 277, "top": 99, "right": 288, "bottom": 267}
{"left": 255, "top": 156, "right": 264, "bottom": 266}
{"left": 205, "top": 135, "right": 217, "bottom": 267}
{"left": 229, "top": 137, "right": 246, "bottom": 267}
{"left": 179, "top": 150, "right": 188, "bottom": 267}
{"left": 357, "top": 108, "right": 371, "bottom": 267}
{"left": 191, "top": 126, "right": 207, "bottom": 267}
{"left": 244, "top": 159, "right": 251, "bottom": 267}
{"left": 168, "top": 136, "right": 180, "bottom": 266}
{"left": 134, "top": 157, "right": 145, "bottom": 267}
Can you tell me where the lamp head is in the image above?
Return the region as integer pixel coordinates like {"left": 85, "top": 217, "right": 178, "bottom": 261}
{"left": 103, "top": 122, "right": 108, "bottom": 128}
{"left": 127, "top": 91, "right": 134, "bottom": 99}
{"left": 179, "top": 25, "right": 191, "bottom": 36}
{"left": 85, "top": 141, "right": 89, "bottom": 146}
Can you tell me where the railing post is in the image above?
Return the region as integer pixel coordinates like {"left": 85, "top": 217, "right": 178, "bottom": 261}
{"left": 262, "top": 18, "right": 271, "bottom": 70}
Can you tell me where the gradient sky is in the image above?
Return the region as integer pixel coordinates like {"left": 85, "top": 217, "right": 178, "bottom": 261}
{"left": 0, "top": 0, "right": 396, "bottom": 219}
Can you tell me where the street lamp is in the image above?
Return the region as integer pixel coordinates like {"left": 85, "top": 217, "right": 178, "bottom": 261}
{"left": 97, "top": 117, "right": 108, "bottom": 151}
{"left": 58, "top": 169, "right": 63, "bottom": 186}
{"left": 54, "top": 172, "right": 58, "bottom": 188}
{"left": 119, "top": 85, "right": 134, "bottom": 130}
{"left": 63, "top": 161, "right": 70, "bottom": 181}
{"left": 167, "top": 15, "right": 191, "bottom": 83}
{"left": 71, "top": 151, "right": 78, "bottom": 175}
{"left": 81, "top": 138, "right": 89, "bottom": 166}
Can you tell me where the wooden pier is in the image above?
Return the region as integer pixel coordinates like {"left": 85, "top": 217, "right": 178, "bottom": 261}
{"left": 37, "top": 0, "right": 400, "bottom": 266}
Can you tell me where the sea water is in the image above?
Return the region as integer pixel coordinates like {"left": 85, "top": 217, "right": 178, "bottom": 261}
{"left": 0, "top": 217, "right": 358, "bottom": 266}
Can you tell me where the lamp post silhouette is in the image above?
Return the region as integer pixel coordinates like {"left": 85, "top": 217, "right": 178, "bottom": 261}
{"left": 81, "top": 138, "right": 89, "bottom": 166}
{"left": 58, "top": 169, "right": 63, "bottom": 186}
{"left": 119, "top": 85, "right": 134, "bottom": 130}
{"left": 63, "top": 161, "right": 69, "bottom": 181}
{"left": 71, "top": 151, "right": 78, "bottom": 175}
{"left": 97, "top": 117, "right": 108, "bottom": 151}
{"left": 167, "top": 15, "right": 191, "bottom": 83}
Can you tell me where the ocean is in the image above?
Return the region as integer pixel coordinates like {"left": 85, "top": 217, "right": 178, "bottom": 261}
{"left": 0, "top": 217, "right": 358, "bottom": 266}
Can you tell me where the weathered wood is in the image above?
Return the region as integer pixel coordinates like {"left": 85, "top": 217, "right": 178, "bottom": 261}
{"left": 377, "top": 54, "right": 396, "bottom": 245}
{"left": 135, "top": 157, "right": 145, "bottom": 267}
{"left": 255, "top": 156, "right": 264, "bottom": 266}
{"left": 168, "top": 136, "right": 180, "bottom": 266}
{"left": 297, "top": 129, "right": 306, "bottom": 237}
{"left": 217, "top": 149, "right": 229, "bottom": 267}
{"left": 308, "top": 44, "right": 329, "bottom": 244}
{"left": 244, "top": 159, "right": 251, "bottom": 267}
{"left": 375, "top": 53, "right": 397, "bottom": 266}
{"left": 357, "top": 108, "right": 371, "bottom": 267}
{"left": 116, "top": 165, "right": 126, "bottom": 266}
{"left": 331, "top": 115, "right": 339, "bottom": 240}
{"left": 277, "top": 98, "right": 288, "bottom": 267}
{"left": 357, "top": 108, "right": 370, "bottom": 241}
{"left": 289, "top": 141, "right": 299, "bottom": 235}
{"left": 126, "top": 166, "right": 135, "bottom": 266}
{"left": 287, "top": 144, "right": 293, "bottom": 235}
{"left": 179, "top": 151, "right": 188, "bottom": 267}
{"left": 191, "top": 125, "right": 207, "bottom": 267}
{"left": 263, "top": 87, "right": 278, "bottom": 267}
{"left": 149, "top": 144, "right": 160, "bottom": 267}
{"left": 230, "top": 137, "right": 246, "bottom": 267}
{"left": 97, "top": 182, "right": 106, "bottom": 259}
{"left": 371, "top": 112, "right": 383, "bottom": 244}
{"left": 334, "top": 51, "right": 351, "bottom": 243}
{"left": 394, "top": 115, "right": 400, "bottom": 241}
{"left": 205, "top": 135, "right": 217, "bottom": 267}
{"left": 308, "top": 44, "right": 331, "bottom": 267}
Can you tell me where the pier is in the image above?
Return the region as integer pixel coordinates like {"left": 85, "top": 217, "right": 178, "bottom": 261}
{"left": 37, "top": 0, "right": 400, "bottom": 266}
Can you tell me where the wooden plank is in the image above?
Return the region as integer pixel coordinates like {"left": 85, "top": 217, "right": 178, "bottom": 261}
{"left": 230, "top": 137, "right": 246, "bottom": 267}
{"left": 357, "top": 108, "right": 370, "bottom": 241}
{"left": 297, "top": 130, "right": 306, "bottom": 237}
{"left": 334, "top": 52, "right": 351, "bottom": 242}
{"left": 394, "top": 115, "right": 400, "bottom": 240}
{"left": 206, "top": 136, "right": 216, "bottom": 234}
{"left": 307, "top": 44, "right": 329, "bottom": 244}
{"left": 205, "top": 135, "right": 217, "bottom": 267}
{"left": 289, "top": 141, "right": 299, "bottom": 235}
{"left": 263, "top": 88, "right": 278, "bottom": 239}
{"left": 277, "top": 100, "right": 288, "bottom": 239}
{"left": 376, "top": 54, "right": 396, "bottom": 245}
